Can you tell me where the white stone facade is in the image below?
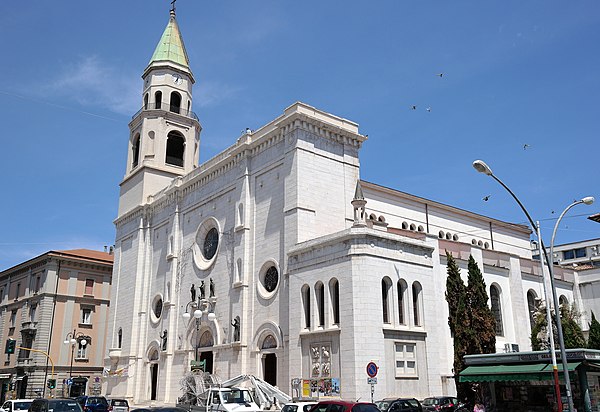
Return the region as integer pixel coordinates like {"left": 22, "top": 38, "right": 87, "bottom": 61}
{"left": 103, "top": 10, "right": 581, "bottom": 405}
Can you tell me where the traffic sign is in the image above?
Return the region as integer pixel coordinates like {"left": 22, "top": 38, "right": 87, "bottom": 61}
{"left": 367, "top": 377, "right": 378, "bottom": 385}
{"left": 366, "top": 362, "right": 378, "bottom": 378}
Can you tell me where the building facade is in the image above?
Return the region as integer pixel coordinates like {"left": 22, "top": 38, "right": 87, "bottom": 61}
{"left": 103, "top": 8, "right": 583, "bottom": 405}
{"left": 0, "top": 249, "right": 113, "bottom": 401}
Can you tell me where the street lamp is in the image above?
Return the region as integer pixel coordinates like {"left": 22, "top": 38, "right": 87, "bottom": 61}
{"left": 473, "top": 159, "right": 594, "bottom": 412}
{"left": 63, "top": 330, "right": 90, "bottom": 396}
{"left": 182, "top": 285, "right": 216, "bottom": 363}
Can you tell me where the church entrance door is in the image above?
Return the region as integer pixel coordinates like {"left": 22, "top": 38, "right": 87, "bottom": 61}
{"left": 150, "top": 363, "right": 158, "bottom": 400}
{"left": 264, "top": 353, "right": 277, "bottom": 386}
{"left": 199, "top": 351, "right": 213, "bottom": 374}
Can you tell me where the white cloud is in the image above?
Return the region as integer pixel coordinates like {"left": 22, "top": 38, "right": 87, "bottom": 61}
{"left": 45, "top": 55, "right": 140, "bottom": 115}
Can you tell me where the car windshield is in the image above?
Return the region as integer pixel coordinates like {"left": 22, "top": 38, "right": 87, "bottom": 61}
{"left": 112, "top": 401, "right": 128, "bottom": 407}
{"left": 422, "top": 399, "right": 440, "bottom": 406}
{"left": 14, "top": 403, "right": 33, "bottom": 410}
{"left": 222, "top": 390, "right": 252, "bottom": 404}
{"left": 50, "top": 401, "right": 83, "bottom": 412}
{"left": 282, "top": 406, "right": 298, "bottom": 412}
{"left": 352, "top": 405, "right": 379, "bottom": 412}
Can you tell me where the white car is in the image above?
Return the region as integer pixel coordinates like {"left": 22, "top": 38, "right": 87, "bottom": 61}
{"left": 281, "top": 402, "right": 317, "bottom": 412}
{"left": 0, "top": 399, "right": 34, "bottom": 412}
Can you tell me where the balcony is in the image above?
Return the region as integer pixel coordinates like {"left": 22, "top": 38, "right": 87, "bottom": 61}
{"left": 131, "top": 105, "right": 199, "bottom": 121}
{"left": 21, "top": 322, "right": 38, "bottom": 336}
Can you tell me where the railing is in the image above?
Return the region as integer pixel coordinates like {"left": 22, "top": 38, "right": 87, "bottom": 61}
{"left": 131, "top": 104, "right": 199, "bottom": 121}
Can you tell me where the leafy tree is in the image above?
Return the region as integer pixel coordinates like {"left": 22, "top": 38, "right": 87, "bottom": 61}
{"left": 588, "top": 312, "right": 600, "bottom": 350}
{"left": 530, "top": 301, "right": 585, "bottom": 350}
{"left": 466, "top": 255, "right": 496, "bottom": 354}
{"left": 560, "top": 304, "right": 585, "bottom": 349}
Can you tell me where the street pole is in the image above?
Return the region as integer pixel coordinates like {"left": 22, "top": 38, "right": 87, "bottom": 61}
{"left": 549, "top": 197, "right": 594, "bottom": 412}
{"left": 473, "top": 160, "right": 593, "bottom": 412}
{"left": 536, "top": 221, "right": 561, "bottom": 412}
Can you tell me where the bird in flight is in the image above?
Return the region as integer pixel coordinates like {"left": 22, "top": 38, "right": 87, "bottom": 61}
{"left": 523, "top": 144, "right": 531, "bottom": 150}
{"left": 426, "top": 107, "right": 432, "bottom": 112}
{"left": 411, "top": 105, "right": 417, "bottom": 110}
{"left": 437, "top": 73, "right": 444, "bottom": 77}
{"left": 483, "top": 195, "right": 491, "bottom": 202}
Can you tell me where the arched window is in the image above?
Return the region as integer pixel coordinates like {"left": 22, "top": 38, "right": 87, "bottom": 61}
{"left": 170, "top": 91, "right": 182, "bottom": 114}
{"left": 117, "top": 328, "right": 123, "bottom": 349}
{"left": 316, "top": 282, "right": 325, "bottom": 327}
{"left": 144, "top": 93, "right": 149, "bottom": 110}
{"left": 166, "top": 131, "right": 184, "bottom": 167}
{"left": 527, "top": 290, "right": 537, "bottom": 329}
{"left": 382, "top": 278, "right": 392, "bottom": 324}
{"left": 132, "top": 134, "right": 141, "bottom": 168}
{"left": 490, "top": 285, "right": 504, "bottom": 336}
{"left": 397, "top": 280, "right": 407, "bottom": 325}
{"left": 329, "top": 279, "right": 340, "bottom": 325}
{"left": 237, "top": 204, "right": 244, "bottom": 227}
{"left": 236, "top": 258, "right": 243, "bottom": 283}
{"left": 559, "top": 295, "right": 569, "bottom": 307}
{"left": 155, "top": 91, "right": 162, "bottom": 109}
{"left": 412, "top": 282, "right": 422, "bottom": 326}
{"left": 302, "top": 285, "right": 311, "bottom": 329}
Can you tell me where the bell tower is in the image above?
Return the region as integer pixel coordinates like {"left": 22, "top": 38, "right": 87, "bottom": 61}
{"left": 118, "top": 6, "right": 201, "bottom": 217}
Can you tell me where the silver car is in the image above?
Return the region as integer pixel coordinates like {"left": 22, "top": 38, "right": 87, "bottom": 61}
{"left": 109, "top": 399, "right": 130, "bottom": 412}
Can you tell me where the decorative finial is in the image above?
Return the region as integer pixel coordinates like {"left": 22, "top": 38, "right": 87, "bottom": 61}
{"left": 170, "top": 0, "right": 176, "bottom": 15}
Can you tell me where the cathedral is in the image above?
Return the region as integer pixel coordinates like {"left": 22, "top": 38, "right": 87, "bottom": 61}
{"left": 103, "top": 7, "right": 580, "bottom": 404}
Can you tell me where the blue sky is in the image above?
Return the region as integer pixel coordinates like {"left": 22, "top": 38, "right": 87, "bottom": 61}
{"left": 1, "top": 1, "right": 599, "bottom": 270}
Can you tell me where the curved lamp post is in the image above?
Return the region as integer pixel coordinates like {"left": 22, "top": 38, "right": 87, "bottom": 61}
{"left": 63, "top": 330, "right": 90, "bottom": 397}
{"left": 473, "top": 159, "right": 594, "bottom": 412}
{"left": 182, "top": 287, "right": 216, "bottom": 363}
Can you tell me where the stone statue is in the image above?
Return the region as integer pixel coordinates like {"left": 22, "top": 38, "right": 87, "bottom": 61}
{"left": 190, "top": 284, "right": 196, "bottom": 302}
{"left": 160, "top": 330, "right": 167, "bottom": 351}
{"left": 199, "top": 281, "right": 205, "bottom": 299}
{"left": 231, "top": 317, "right": 240, "bottom": 342}
{"left": 210, "top": 278, "right": 215, "bottom": 298}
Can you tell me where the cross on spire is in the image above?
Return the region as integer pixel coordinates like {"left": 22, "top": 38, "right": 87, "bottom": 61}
{"left": 170, "top": 0, "right": 176, "bottom": 13}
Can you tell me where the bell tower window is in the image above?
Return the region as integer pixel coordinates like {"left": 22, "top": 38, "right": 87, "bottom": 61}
{"left": 166, "top": 131, "right": 184, "bottom": 167}
{"left": 155, "top": 91, "right": 162, "bottom": 109}
{"left": 132, "top": 134, "right": 141, "bottom": 168}
{"left": 144, "top": 94, "right": 149, "bottom": 110}
{"left": 170, "top": 92, "right": 181, "bottom": 114}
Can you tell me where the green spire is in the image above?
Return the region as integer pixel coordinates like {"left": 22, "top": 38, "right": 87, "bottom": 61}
{"left": 149, "top": 10, "right": 190, "bottom": 70}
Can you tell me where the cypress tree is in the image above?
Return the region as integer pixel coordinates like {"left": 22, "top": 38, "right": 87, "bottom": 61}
{"left": 446, "top": 251, "right": 466, "bottom": 336}
{"left": 588, "top": 312, "right": 600, "bottom": 350}
{"left": 466, "top": 255, "right": 496, "bottom": 354}
{"left": 445, "top": 251, "right": 472, "bottom": 401}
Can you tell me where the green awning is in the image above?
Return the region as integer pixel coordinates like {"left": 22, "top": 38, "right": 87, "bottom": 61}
{"left": 459, "top": 362, "right": 580, "bottom": 383}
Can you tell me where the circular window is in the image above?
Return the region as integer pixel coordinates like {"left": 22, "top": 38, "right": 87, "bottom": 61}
{"left": 257, "top": 261, "right": 280, "bottom": 299}
{"left": 193, "top": 217, "right": 221, "bottom": 271}
{"left": 150, "top": 294, "right": 163, "bottom": 323}
{"left": 264, "top": 267, "right": 279, "bottom": 292}
{"left": 203, "top": 228, "right": 219, "bottom": 260}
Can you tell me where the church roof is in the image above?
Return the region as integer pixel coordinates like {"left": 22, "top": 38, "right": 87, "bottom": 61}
{"left": 148, "top": 10, "right": 190, "bottom": 71}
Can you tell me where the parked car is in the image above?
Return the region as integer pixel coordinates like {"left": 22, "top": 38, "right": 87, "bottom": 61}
{"left": 75, "top": 396, "right": 110, "bottom": 412}
{"left": 282, "top": 402, "right": 317, "bottom": 412}
{"left": 108, "top": 399, "right": 130, "bottom": 412}
{"left": 0, "top": 399, "right": 34, "bottom": 412}
{"left": 30, "top": 398, "right": 83, "bottom": 412}
{"left": 309, "top": 400, "right": 380, "bottom": 412}
{"left": 376, "top": 398, "right": 422, "bottom": 412}
{"left": 421, "top": 397, "right": 460, "bottom": 412}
